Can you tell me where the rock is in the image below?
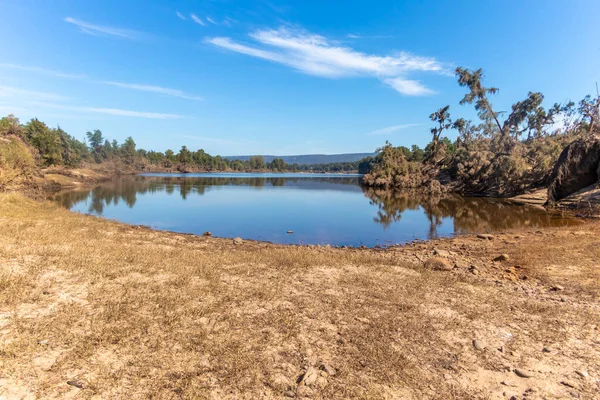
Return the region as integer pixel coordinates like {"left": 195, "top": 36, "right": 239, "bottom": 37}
{"left": 38, "top": 339, "right": 49, "bottom": 346}
{"left": 547, "top": 135, "right": 600, "bottom": 203}
{"left": 501, "top": 380, "right": 518, "bottom": 387}
{"left": 477, "top": 234, "right": 494, "bottom": 240}
{"left": 472, "top": 339, "right": 486, "bottom": 350}
{"left": 268, "top": 373, "right": 291, "bottom": 391}
{"left": 319, "top": 363, "right": 336, "bottom": 376}
{"left": 203, "top": 231, "right": 212, "bottom": 236}
{"left": 296, "top": 384, "right": 314, "bottom": 398}
{"left": 314, "top": 376, "right": 328, "bottom": 389}
{"left": 551, "top": 285, "right": 565, "bottom": 291}
{"left": 233, "top": 237, "right": 243, "bottom": 245}
{"left": 66, "top": 380, "right": 85, "bottom": 389}
{"left": 575, "top": 370, "right": 588, "bottom": 378}
{"left": 493, "top": 254, "right": 510, "bottom": 262}
{"left": 287, "top": 230, "right": 293, "bottom": 234}
{"left": 514, "top": 368, "right": 534, "bottom": 378}
{"left": 542, "top": 347, "right": 552, "bottom": 353}
{"left": 33, "top": 356, "right": 55, "bottom": 371}
{"left": 423, "top": 257, "right": 453, "bottom": 271}
{"left": 284, "top": 390, "right": 296, "bottom": 398}
{"left": 300, "top": 367, "right": 319, "bottom": 386}
{"left": 434, "top": 249, "right": 450, "bottom": 257}
{"left": 561, "top": 380, "right": 577, "bottom": 389}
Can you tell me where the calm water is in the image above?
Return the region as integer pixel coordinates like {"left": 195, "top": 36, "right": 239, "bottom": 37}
{"left": 54, "top": 173, "right": 579, "bottom": 247}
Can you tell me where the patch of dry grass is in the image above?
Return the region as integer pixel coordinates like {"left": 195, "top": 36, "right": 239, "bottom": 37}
{"left": 0, "top": 193, "right": 599, "bottom": 399}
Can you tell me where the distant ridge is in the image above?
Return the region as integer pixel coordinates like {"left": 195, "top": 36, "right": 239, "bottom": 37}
{"left": 223, "top": 153, "right": 375, "bottom": 165}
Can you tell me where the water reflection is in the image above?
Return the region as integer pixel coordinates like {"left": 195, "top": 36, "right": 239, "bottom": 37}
{"left": 362, "top": 187, "right": 576, "bottom": 238}
{"left": 54, "top": 174, "right": 579, "bottom": 246}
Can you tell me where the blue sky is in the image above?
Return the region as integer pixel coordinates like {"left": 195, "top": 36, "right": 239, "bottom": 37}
{"left": 1, "top": 0, "right": 599, "bottom": 156}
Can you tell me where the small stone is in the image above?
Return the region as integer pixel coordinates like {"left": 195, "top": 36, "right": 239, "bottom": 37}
{"left": 477, "top": 234, "right": 494, "bottom": 240}
{"left": 542, "top": 347, "right": 552, "bottom": 353}
{"left": 514, "top": 368, "right": 534, "bottom": 378}
{"left": 66, "top": 380, "right": 85, "bottom": 389}
{"left": 319, "top": 363, "right": 336, "bottom": 376}
{"left": 268, "top": 373, "right": 291, "bottom": 391}
{"left": 287, "top": 230, "right": 294, "bottom": 234}
{"left": 551, "top": 285, "right": 565, "bottom": 291}
{"left": 233, "top": 237, "right": 243, "bottom": 245}
{"left": 424, "top": 257, "right": 453, "bottom": 271}
{"left": 38, "top": 340, "right": 49, "bottom": 346}
{"left": 203, "top": 231, "right": 212, "bottom": 236}
{"left": 296, "top": 385, "right": 314, "bottom": 398}
{"left": 561, "top": 380, "right": 577, "bottom": 389}
{"left": 569, "top": 391, "right": 580, "bottom": 398}
{"left": 434, "top": 249, "right": 450, "bottom": 257}
{"left": 501, "top": 380, "right": 518, "bottom": 387}
{"left": 284, "top": 390, "right": 296, "bottom": 398}
{"left": 300, "top": 367, "right": 319, "bottom": 386}
{"left": 575, "top": 370, "right": 588, "bottom": 378}
{"left": 443, "top": 373, "right": 452, "bottom": 380}
{"left": 493, "top": 254, "right": 510, "bottom": 262}
{"left": 472, "top": 339, "right": 486, "bottom": 350}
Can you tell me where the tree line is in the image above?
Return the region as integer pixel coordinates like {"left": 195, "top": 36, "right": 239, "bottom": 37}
{"left": 0, "top": 115, "right": 359, "bottom": 173}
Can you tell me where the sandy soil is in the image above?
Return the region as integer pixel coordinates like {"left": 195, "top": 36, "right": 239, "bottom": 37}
{"left": 0, "top": 193, "right": 599, "bottom": 399}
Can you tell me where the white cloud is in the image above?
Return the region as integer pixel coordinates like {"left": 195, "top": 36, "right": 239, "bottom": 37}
{"left": 32, "top": 102, "right": 182, "bottom": 119}
{"left": 0, "top": 86, "right": 68, "bottom": 102}
{"left": 207, "top": 27, "right": 448, "bottom": 95}
{"left": 0, "top": 63, "right": 202, "bottom": 100}
{"left": 367, "top": 123, "right": 421, "bottom": 136}
{"left": 206, "top": 17, "right": 218, "bottom": 25}
{"left": 383, "top": 78, "right": 434, "bottom": 96}
{"left": 0, "top": 63, "right": 87, "bottom": 80}
{"left": 176, "top": 11, "right": 186, "bottom": 20}
{"left": 101, "top": 81, "right": 203, "bottom": 100}
{"left": 64, "top": 17, "right": 138, "bottom": 39}
{"left": 190, "top": 14, "right": 206, "bottom": 26}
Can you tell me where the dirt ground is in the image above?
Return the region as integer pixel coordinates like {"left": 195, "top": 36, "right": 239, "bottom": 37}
{"left": 0, "top": 193, "right": 599, "bottom": 399}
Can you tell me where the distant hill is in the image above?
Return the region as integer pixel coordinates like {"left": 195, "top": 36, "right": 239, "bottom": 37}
{"left": 223, "top": 153, "right": 375, "bottom": 165}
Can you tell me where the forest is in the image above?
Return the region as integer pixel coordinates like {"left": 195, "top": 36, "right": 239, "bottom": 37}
{"left": 0, "top": 115, "right": 361, "bottom": 174}
{"left": 361, "top": 67, "right": 600, "bottom": 197}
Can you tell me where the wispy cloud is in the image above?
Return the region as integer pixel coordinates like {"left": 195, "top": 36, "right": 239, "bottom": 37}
{"left": 101, "top": 81, "right": 203, "bottom": 100}
{"left": 367, "top": 123, "right": 421, "bottom": 136}
{"left": 0, "top": 63, "right": 87, "bottom": 80}
{"left": 223, "top": 17, "right": 238, "bottom": 27}
{"left": 190, "top": 14, "right": 206, "bottom": 26}
{"left": 206, "top": 17, "right": 218, "bottom": 25}
{"left": 64, "top": 17, "right": 138, "bottom": 39}
{"left": 0, "top": 86, "right": 68, "bottom": 102}
{"left": 383, "top": 78, "right": 434, "bottom": 96}
{"left": 207, "top": 27, "right": 448, "bottom": 95}
{"left": 176, "top": 11, "right": 187, "bottom": 20}
{"left": 0, "top": 63, "right": 202, "bottom": 101}
{"left": 346, "top": 33, "right": 393, "bottom": 39}
{"left": 33, "top": 102, "right": 183, "bottom": 119}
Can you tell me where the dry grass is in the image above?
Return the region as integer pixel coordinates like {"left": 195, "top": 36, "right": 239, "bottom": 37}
{"left": 0, "top": 193, "right": 599, "bottom": 399}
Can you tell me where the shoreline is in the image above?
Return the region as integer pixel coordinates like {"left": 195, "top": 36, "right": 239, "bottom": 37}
{"left": 1, "top": 193, "right": 599, "bottom": 398}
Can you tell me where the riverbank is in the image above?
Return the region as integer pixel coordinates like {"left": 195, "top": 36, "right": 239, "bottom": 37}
{"left": 1, "top": 193, "right": 598, "bottom": 399}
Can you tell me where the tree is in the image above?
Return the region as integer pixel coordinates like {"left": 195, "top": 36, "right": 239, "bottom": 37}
{"left": 269, "top": 157, "right": 286, "bottom": 171}
{"left": 178, "top": 146, "right": 193, "bottom": 165}
{"left": 429, "top": 105, "right": 451, "bottom": 158}
{"left": 25, "top": 119, "right": 63, "bottom": 166}
{"left": 248, "top": 155, "right": 265, "bottom": 170}
{"left": 579, "top": 94, "right": 600, "bottom": 133}
{"left": 86, "top": 130, "right": 105, "bottom": 162}
{"left": 456, "top": 67, "right": 503, "bottom": 135}
{"left": 121, "top": 137, "right": 136, "bottom": 164}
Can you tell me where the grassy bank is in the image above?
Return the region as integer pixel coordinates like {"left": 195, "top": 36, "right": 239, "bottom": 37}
{"left": 0, "top": 194, "right": 599, "bottom": 399}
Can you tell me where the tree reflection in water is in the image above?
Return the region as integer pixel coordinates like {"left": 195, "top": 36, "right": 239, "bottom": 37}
{"left": 54, "top": 175, "right": 578, "bottom": 239}
{"left": 361, "top": 187, "right": 578, "bottom": 238}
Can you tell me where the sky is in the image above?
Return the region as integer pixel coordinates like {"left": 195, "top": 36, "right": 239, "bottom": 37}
{"left": 1, "top": 0, "right": 599, "bottom": 156}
